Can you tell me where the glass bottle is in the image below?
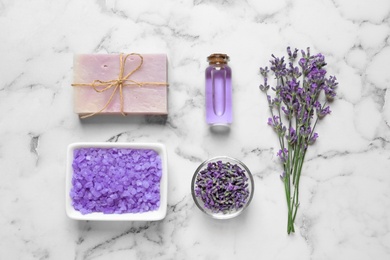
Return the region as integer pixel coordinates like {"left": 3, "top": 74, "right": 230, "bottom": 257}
{"left": 205, "top": 53, "right": 232, "bottom": 130}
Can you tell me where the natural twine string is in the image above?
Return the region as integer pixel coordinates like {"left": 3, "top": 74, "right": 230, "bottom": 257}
{"left": 71, "top": 53, "right": 168, "bottom": 119}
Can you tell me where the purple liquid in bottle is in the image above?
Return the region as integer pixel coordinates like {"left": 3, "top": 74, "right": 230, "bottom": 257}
{"left": 205, "top": 54, "right": 232, "bottom": 129}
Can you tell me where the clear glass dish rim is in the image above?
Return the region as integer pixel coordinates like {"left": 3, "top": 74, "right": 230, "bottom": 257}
{"left": 191, "top": 156, "right": 255, "bottom": 219}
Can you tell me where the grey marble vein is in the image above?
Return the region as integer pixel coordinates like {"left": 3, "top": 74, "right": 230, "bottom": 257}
{"left": 0, "top": 0, "right": 390, "bottom": 259}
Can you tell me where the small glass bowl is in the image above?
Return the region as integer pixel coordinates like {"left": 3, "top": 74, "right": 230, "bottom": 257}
{"left": 191, "top": 156, "right": 254, "bottom": 219}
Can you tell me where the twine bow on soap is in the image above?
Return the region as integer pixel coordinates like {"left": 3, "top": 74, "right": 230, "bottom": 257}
{"left": 71, "top": 53, "right": 168, "bottom": 119}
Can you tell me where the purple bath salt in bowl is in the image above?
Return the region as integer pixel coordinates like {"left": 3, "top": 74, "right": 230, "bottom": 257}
{"left": 70, "top": 148, "right": 162, "bottom": 215}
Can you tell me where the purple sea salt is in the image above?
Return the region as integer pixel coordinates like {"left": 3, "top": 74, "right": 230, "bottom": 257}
{"left": 70, "top": 148, "right": 162, "bottom": 215}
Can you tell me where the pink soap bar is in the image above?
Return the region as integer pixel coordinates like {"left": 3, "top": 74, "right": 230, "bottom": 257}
{"left": 73, "top": 54, "right": 168, "bottom": 116}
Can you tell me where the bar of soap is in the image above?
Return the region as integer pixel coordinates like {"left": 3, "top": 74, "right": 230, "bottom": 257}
{"left": 73, "top": 54, "right": 168, "bottom": 116}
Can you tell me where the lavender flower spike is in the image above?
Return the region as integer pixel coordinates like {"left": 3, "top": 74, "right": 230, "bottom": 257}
{"left": 258, "top": 46, "right": 338, "bottom": 234}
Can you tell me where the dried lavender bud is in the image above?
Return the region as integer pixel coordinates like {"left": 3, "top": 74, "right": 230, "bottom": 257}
{"left": 194, "top": 161, "right": 250, "bottom": 214}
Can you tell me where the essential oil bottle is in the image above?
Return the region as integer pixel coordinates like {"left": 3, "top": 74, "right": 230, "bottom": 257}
{"left": 205, "top": 53, "right": 232, "bottom": 130}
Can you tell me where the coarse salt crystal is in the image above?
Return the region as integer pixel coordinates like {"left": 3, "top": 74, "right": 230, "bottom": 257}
{"left": 71, "top": 148, "right": 162, "bottom": 215}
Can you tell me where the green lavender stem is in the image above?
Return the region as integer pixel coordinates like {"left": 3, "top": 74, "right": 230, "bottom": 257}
{"left": 292, "top": 148, "right": 306, "bottom": 222}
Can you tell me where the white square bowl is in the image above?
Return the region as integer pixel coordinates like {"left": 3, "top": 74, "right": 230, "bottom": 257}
{"left": 66, "top": 142, "right": 168, "bottom": 221}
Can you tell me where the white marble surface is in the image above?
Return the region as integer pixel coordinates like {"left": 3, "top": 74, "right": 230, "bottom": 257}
{"left": 1, "top": 0, "right": 390, "bottom": 259}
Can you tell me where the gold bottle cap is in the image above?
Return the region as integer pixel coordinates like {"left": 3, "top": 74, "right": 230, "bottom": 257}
{"left": 207, "top": 53, "right": 229, "bottom": 65}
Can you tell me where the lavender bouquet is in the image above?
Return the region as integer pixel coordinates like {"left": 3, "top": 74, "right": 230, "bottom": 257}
{"left": 259, "top": 47, "right": 338, "bottom": 234}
